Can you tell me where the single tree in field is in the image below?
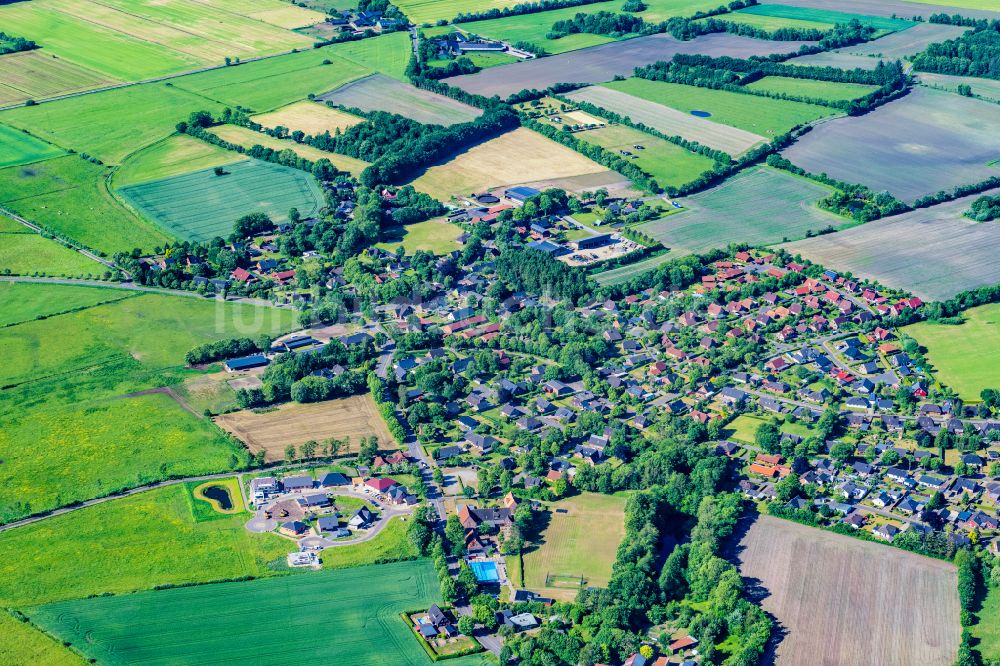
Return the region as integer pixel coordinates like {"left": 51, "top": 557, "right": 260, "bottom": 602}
{"left": 284, "top": 444, "right": 296, "bottom": 461}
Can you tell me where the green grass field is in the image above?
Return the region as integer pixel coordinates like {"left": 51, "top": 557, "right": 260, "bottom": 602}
{"left": 970, "top": 582, "right": 1000, "bottom": 663}
{"left": 744, "top": 76, "right": 879, "bottom": 102}
{"left": 0, "top": 124, "right": 64, "bottom": 168}
{"left": 725, "top": 414, "right": 769, "bottom": 444}
{"left": 376, "top": 218, "right": 464, "bottom": 255}
{"left": 903, "top": 302, "right": 1000, "bottom": 401}
{"left": 0, "top": 155, "right": 172, "bottom": 254}
{"left": 522, "top": 492, "right": 626, "bottom": 601}
{"left": 634, "top": 166, "right": 845, "bottom": 254}
{"left": 0, "top": 610, "right": 85, "bottom": 666}
{"left": 27, "top": 560, "right": 491, "bottom": 665}
{"left": 733, "top": 4, "right": 915, "bottom": 32}
{"left": 0, "top": 282, "right": 132, "bottom": 327}
{"left": 705, "top": 9, "right": 834, "bottom": 31}
{"left": 594, "top": 250, "right": 675, "bottom": 286}
{"left": 603, "top": 78, "right": 836, "bottom": 137}
{"left": 0, "top": 232, "right": 106, "bottom": 276}
{"left": 119, "top": 159, "right": 325, "bottom": 242}
{"left": 0, "top": 287, "right": 296, "bottom": 523}
{"left": 113, "top": 134, "right": 243, "bottom": 187}
{"left": 321, "top": 517, "right": 419, "bottom": 569}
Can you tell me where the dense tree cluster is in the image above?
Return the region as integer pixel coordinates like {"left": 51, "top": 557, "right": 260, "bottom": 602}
{"left": 546, "top": 10, "right": 647, "bottom": 40}
{"left": 913, "top": 22, "right": 1000, "bottom": 79}
{"left": 0, "top": 32, "right": 37, "bottom": 55}
{"left": 495, "top": 248, "right": 594, "bottom": 303}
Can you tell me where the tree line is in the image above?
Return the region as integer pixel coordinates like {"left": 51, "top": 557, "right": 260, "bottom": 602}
{"left": 452, "top": 0, "right": 608, "bottom": 24}
{"left": 912, "top": 21, "right": 1000, "bottom": 79}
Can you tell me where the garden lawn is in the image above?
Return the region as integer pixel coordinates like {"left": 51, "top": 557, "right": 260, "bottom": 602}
{"left": 0, "top": 610, "right": 85, "bottom": 666}
{"left": 321, "top": 517, "right": 419, "bottom": 569}
{"left": 118, "top": 159, "right": 325, "bottom": 242}
{"left": 902, "top": 302, "right": 1000, "bottom": 401}
{"left": 522, "top": 492, "right": 626, "bottom": 601}
{"left": 602, "top": 78, "right": 836, "bottom": 137}
{"left": 0, "top": 282, "right": 131, "bottom": 327}
{"left": 0, "top": 232, "right": 106, "bottom": 276}
{"left": 376, "top": 218, "right": 464, "bottom": 255}
{"left": 27, "top": 560, "right": 492, "bottom": 666}
{"left": 113, "top": 134, "right": 243, "bottom": 187}
{"left": 0, "top": 156, "right": 172, "bottom": 254}
{"left": 0, "top": 82, "right": 226, "bottom": 164}
{"left": 744, "top": 76, "right": 879, "bottom": 102}
{"left": 0, "top": 124, "right": 64, "bottom": 168}
{"left": 725, "top": 414, "right": 769, "bottom": 444}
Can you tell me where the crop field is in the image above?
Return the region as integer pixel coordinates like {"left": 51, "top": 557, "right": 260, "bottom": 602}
{"left": 319, "top": 74, "right": 483, "bottom": 126}
{"left": 409, "top": 127, "right": 611, "bottom": 201}
{"left": 744, "top": 76, "right": 878, "bottom": 102}
{"left": 903, "top": 302, "right": 1000, "bottom": 401}
{"left": 566, "top": 85, "right": 768, "bottom": 156}
{"left": 971, "top": 583, "right": 1000, "bottom": 664}
{"left": 602, "top": 78, "right": 836, "bottom": 138}
{"left": 0, "top": 82, "right": 226, "bottom": 164}
{"left": 0, "top": 51, "right": 117, "bottom": 108}
{"left": 736, "top": 515, "right": 960, "bottom": 666}
{"left": 637, "top": 167, "right": 844, "bottom": 254}
{"left": 189, "top": 0, "right": 326, "bottom": 28}
{"left": 563, "top": 122, "right": 718, "bottom": 189}
{"left": 733, "top": 3, "right": 915, "bottom": 32}
{"left": 522, "top": 492, "right": 626, "bottom": 601}
{"left": 708, "top": 8, "right": 835, "bottom": 31}
{"left": 0, "top": 287, "right": 295, "bottom": 523}
{"left": 782, "top": 188, "right": 1000, "bottom": 301}
{"left": 919, "top": 72, "right": 1000, "bottom": 104}
{"left": 28, "top": 561, "right": 491, "bottom": 666}
{"left": 113, "top": 134, "right": 243, "bottom": 188}
{"left": 445, "top": 32, "right": 812, "bottom": 99}
{"left": 880, "top": 0, "right": 1000, "bottom": 12}
{"left": 376, "top": 218, "right": 465, "bottom": 255}
{"left": 845, "top": 22, "right": 969, "bottom": 58}
{"left": 0, "top": 232, "right": 105, "bottom": 277}
{"left": 0, "top": 282, "right": 131, "bottom": 328}
{"left": 0, "top": 124, "right": 64, "bottom": 168}
{"left": 785, "top": 51, "right": 885, "bottom": 69}
{"left": 118, "top": 159, "right": 325, "bottom": 242}
{"left": 0, "top": 156, "right": 172, "bottom": 254}
{"left": 215, "top": 394, "right": 394, "bottom": 462}
{"left": 761, "top": 0, "right": 1000, "bottom": 23}
{"left": 396, "top": 0, "right": 551, "bottom": 24}
{"left": 0, "top": 610, "right": 84, "bottom": 666}
{"left": 594, "top": 251, "right": 676, "bottom": 285}
{"left": 252, "top": 101, "right": 365, "bottom": 135}
{"left": 781, "top": 87, "right": 1000, "bottom": 203}
{"left": 207, "top": 124, "right": 371, "bottom": 175}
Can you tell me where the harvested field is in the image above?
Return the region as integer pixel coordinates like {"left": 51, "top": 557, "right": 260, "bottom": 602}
{"left": 736, "top": 515, "right": 960, "bottom": 666}
{"left": 846, "top": 22, "right": 969, "bottom": 57}
{"left": 214, "top": 394, "right": 395, "bottom": 462}
{"left": 744, "top": 76, "right": 878, "bottom": 101}
{"left": 444, "top": 33, "right": 813, "bottom": 99}
{"left": 408, "top": 127, "right": 611, "bottom": 201}
{"left": 918, "top": 72, "right": 1000, "bottom": 103}
{"left": 781, "top": 87, "right": 1000, "bottom": 203}
{"left": 207, "top": 124, "right": 370, "bottom": 175}
{"left": 318, "top": 74, "right": 482, "bottom": 126}
{"left": 764, "top": 0, "right": 1000, "bottom": 21}
{"left": 0, "top": 51, "right": 117, "bottom": 108}
{"left": 0, "top": 124, "right": 63, "bottom": 168}
{"left": 637, "top": 166, "right": 844, "bottom": 254}
{"left": 785, "top": 51, "right": 886, "bottom": 69}
{"left": 565, "top": 85, "right": 768, "bottom": 156}
{"left": 782, "top": 187, "right": 1000, "bottom": 301}
{"left": 118, "top": 159, "right": 325, "bottom": 242}
{"left": 251, "top": 101, "right": 364, "bottom": 135}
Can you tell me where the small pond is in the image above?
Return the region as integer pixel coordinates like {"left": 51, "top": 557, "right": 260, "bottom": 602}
{"left": 201, "top": 484, "right": 234, "bottom": 510}
{"left": 690, "top": 110, "right": 712, "bottom": 118}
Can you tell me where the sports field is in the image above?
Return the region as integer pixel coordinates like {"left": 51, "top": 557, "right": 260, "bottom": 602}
{"left": 0, "top": 124, "right": 64, "bottom": 168}
{"left": 903, "top": 302, "right": 1000, "bottom": 401}
{"left": 28, "top": 561, "right": 492, "bottom": 666}
{"left": 522, "top": 492, "right": 626, "bottom": 601}
{"left": 0, "top": 51, "right": 117, "bottom": 108}
{"left": 319, "top": 74, "right": 483, "bottom": 126}
{"left": 737, "top": 515, "right": 960, "bottom": 666}
{"left": 602, "top": 78, "right": 836, "bottom": 138}
{"left": 733, "top": 4, "right": 915, "bottom": 32}
{"left": 846, "top": 22, "right": 969, "bottom": 58}
{"left": 118, "top": 159, "right": 325, "bottom": 242}
{"left": 637, "top": 166, "right": 844, "bottom": 254}
{"left": 744, "top": 76, "right": 878, "bottom": 102}
{"left": 0, "top": 82, "right": 226, "bottom": 163}
{"left": 207, "top": 124, "right": 371, "bottom": 175}
{"left": 0, "top": 287, "right": 295, "bottom": 523}
{"left": 0, "top": 155, "right": 172, "bottom": 254}
{"left": 0, "top": 232, "right": 105, "bottom": 276}
{"left": 376, "top": 217, "right": 465, "bottom": 255}
{"left": 214, "top": 394, "right": 395, "bottom": 462}
{"left": 113, "top": 134, "right": 243, "bottom": 187}
{"left": 782, "top": 188, "right": 1000, "bottom": 301}
{"left": 781, "top": 87, "right": 1000, "bottom": 203}
{"left": 566, "top": 85, "right": 767, "bottom": 156}
{"left": 409, "top": 127, "right": 611, "bottom": 201}
{"left": 252, "top": 101, "right": 365, "bottom": 135}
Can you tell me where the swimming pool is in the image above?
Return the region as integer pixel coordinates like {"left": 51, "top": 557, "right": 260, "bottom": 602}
{"left": 469, "top": 560, "right": 499, "bottom": 583}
